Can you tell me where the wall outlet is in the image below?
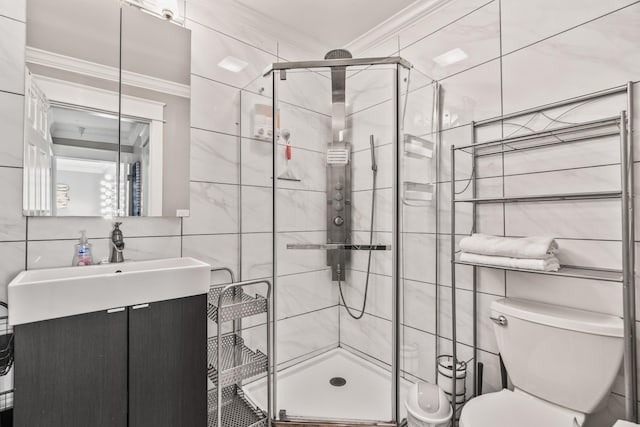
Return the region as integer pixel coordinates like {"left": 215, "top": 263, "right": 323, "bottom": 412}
{"left": 176, "top": 209, "right": 190, "bottom": 217}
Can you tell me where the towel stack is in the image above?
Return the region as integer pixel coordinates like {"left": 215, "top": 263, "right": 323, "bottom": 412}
{"left": 459, "top": 234, "right": 560, "bottom": 272}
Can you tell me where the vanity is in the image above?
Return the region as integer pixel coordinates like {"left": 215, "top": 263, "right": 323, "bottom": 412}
{"left": 8, "top": 258, "right": 210, "bottom": 427}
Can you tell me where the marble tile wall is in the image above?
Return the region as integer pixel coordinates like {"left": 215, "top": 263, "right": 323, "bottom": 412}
{"left": 185, "top": 0, "right": 341, "bottom": 371}
{"left": 348, "top": 0, "right": 640, "bottom": 422}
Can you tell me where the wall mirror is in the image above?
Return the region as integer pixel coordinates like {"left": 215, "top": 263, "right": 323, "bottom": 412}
{"left": 23, "top": 0, "right": 191, "bottom": 217}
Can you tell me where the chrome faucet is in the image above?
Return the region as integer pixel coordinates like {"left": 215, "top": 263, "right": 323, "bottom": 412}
{"left": 109, "top": 222, "right": 125, "bottom": 263}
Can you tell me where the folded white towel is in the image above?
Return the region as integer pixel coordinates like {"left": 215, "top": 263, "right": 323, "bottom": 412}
{"left": 460, "top": 252, "right": 560, "bottom": 272}
{"left": 459, "top": 233, "right": 559, "bottom": 260}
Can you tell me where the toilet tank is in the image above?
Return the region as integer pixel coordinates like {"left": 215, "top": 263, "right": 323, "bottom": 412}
{"left": 492, "top": 298, "right": 623, "bottom": 414}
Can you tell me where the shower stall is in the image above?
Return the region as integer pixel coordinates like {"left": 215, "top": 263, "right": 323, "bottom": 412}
{"left": 240, "top": 52, "right": 440, "bottom": 425}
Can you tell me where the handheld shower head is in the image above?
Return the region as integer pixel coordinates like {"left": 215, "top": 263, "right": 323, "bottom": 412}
{"left": 369, "top": 135, "right": 377, "bottom": 173}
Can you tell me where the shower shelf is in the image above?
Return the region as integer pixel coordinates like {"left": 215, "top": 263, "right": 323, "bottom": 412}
{"left": 208, "top": 286, "right": 268, "bottom": 323}
{"left": 404, "top": 134, "right": 435, "bottom": 159}
{"left": 454, "top": 257, "right": 623, "bottom": 283}
{"left": 208, "top": 385, "right": 267, "bottom": 427}
{"left": 207, "top": 333, "right": 268, "bottom": 387}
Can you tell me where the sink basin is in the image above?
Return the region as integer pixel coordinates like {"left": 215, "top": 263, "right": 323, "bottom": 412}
{"left": 8, "top": 257, "right": 211, "bottom": 325}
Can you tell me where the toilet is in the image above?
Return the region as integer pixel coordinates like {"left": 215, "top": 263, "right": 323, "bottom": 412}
{"left": 460, "top": 298, "right": 624, "bottom": 427}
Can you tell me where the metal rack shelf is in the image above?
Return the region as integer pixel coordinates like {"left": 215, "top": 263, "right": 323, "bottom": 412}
{"left": 454, "top": 116, "right": 621, "bottom": 156}
{"left": 208, "top": 277, "right": 272, "bottom": 427}
{"left": 0, "top": 313, "right": 13, "bottom": 377}
{"left": 449, "top": 83, "right": 637, "bottom": 424}
{"left": 208, "top": 334, "right": 268, "bottom": 387}
{"left": 208, "top": 385, "right": 267, "bottom": 427}
{"left": 208, "top": 286, "right": 268, "bottom": 323}
{"left": 454, "top": 258, "right": 623, "bottom": 283}
{"left": 454, "top": 190, "right": 622, "bottom": 204}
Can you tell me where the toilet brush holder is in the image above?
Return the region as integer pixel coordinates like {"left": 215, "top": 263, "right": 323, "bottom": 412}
{"left": 437, "top": 355, "right": 467, "bottom": 406}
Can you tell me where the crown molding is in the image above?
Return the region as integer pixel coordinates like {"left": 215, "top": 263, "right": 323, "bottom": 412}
{"left": 345, "top": 0, "right": 454, "bottom": 55}
{"left": 26, "top": 47, "right": 191, "bottom": 98}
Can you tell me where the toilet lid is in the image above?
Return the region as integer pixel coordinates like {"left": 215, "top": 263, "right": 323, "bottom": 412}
{"left": 460, "top": 389, "right": 581, "bottom": 427}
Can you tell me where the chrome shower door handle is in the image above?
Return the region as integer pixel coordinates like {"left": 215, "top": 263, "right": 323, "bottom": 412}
{"left": 490, "top": 315, "right": 507, "bottom": 326}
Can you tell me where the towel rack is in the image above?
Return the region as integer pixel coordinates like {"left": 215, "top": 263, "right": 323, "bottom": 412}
{"left": 449, "top": 82, "right": 636, "bottom": 423}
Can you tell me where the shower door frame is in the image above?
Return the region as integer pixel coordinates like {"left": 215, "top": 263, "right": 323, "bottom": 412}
{"left": 264, "top": 57, "right": 413, "bottom": 425}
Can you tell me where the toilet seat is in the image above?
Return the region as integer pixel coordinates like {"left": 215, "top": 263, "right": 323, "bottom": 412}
{"left": 460, "top": 389, "right": 584, "bottom": 427}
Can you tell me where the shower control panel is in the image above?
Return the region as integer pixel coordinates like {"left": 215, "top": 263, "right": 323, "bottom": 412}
{"left": 327, "top": 143, "right": 351, "bottom": 281}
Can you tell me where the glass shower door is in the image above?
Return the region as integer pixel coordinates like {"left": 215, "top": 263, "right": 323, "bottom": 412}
{"left": 270, "top": 64, "right": 400, "bottom": 424}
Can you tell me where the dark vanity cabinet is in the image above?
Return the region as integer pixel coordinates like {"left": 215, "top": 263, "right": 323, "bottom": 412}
{"left": 14, "top": 307, "right": 129, "bottom": 427}
{"left": 128, "top": 296, "right": 207, "bottom": 427}
{"left": 13, "top": 294, "right": 207, "bottom": 427}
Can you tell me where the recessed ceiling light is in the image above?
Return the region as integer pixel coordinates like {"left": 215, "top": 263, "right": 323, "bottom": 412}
{"left": 218, "top": 56, "right": 249, "bottom": 73}
{"left": 433, "top": 48, "right": 468, "bottom": 67}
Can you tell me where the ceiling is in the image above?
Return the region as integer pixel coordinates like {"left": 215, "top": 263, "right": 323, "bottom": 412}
{"left": 50, "top": 107, "right": 147, "bottom": 147}
{"left": 233, "top": 0, "right": 418, "bottom": 48}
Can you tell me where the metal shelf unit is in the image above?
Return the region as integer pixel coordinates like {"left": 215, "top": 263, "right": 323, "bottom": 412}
{"left": 454, "top": 257, "right": 623, "bottom": 283}
{"left": 208, "top": 286, "right": 269, "bottom": 323}
{"left": 449, "top": 83, "right": 636, "bottom": 423}
{"left": 208, "top": 334, "right": 268, "bottom": 386}
{"left": 208, "top": 385, "right": 268, "bottom": 427}
{"left": 208, "top": 270, "right": 272, "bottom": 427}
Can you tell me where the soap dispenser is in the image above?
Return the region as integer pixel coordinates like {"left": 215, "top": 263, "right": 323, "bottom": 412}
{"left": 72, "top": 230, "right": 94, "bottom": 266}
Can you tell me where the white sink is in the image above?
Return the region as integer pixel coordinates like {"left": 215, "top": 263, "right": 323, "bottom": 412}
{"left": 8, "top": 257, "right": 210, "bottom": 325}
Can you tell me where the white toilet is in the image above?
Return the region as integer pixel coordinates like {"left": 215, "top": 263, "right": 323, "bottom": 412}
{"left": 460, "top": 298, "right": 624, "bottom": 427}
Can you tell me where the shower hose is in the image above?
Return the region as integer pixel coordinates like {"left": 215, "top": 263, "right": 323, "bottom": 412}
{"left": 338, "top": 156, "right": 377, "bottom": 320}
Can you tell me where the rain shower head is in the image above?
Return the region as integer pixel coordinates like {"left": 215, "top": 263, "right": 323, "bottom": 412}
{"left": 324, "top": 49, "right": 353, "bottom": 60}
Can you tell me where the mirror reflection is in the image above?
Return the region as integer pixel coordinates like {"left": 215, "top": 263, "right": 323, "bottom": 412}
{"left": 23, "top": 0, "right": 191, "bottom": 218}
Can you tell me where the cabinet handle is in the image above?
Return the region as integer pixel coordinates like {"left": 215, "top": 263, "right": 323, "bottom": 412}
{"left": 132, "top": 304, "right": 150, "bottom": 310}
{"left": 107, "top": 307, "right": 125, "bottom": 314}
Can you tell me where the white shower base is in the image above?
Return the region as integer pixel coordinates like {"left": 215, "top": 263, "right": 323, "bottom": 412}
{"left": 244, "top": 348, "right": 411, "bottom": 423}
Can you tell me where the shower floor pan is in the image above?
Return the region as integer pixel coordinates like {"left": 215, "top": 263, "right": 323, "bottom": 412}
{"left": 244, "top": 348, "right": 410, "bottom": 424}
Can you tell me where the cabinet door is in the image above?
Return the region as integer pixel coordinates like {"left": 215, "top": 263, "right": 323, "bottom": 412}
{"left": 128, "top": 295, "right": 207, "bottom": 427}
{"left": 14, "top": 309, "right": 128, "bottom": 427}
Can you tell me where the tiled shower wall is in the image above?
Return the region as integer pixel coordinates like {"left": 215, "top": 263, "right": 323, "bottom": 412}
{"left": 339, "top": 67, "right": 397, "bottom": 369}
{"left": 352, "top": 0, "right": 640, "bottom": 423}
{"left": 338, "top": 66, "right": 440, "bottom": 386}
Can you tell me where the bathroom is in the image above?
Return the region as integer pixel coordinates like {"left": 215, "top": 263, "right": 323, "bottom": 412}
{"left": 0, "top": 0, "right": 638, "bottom": 426}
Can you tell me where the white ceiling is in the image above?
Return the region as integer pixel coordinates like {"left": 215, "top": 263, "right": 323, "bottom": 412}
{"left": 234, "top": 0, "right": 418, "bottom": 48}
{"left": 50, "top": 107, "right": 147, "bottom": 147}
